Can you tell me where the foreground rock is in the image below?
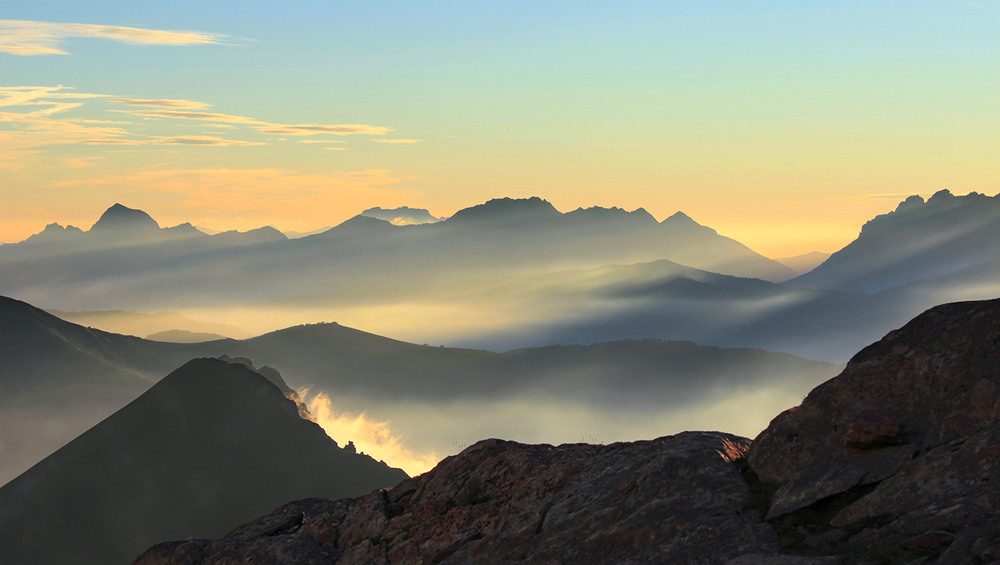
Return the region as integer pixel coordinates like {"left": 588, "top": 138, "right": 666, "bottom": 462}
{"left": 746, "top": 298, "right": 1000, "bottom": 560}
{"left": 136, "top": 298, "right": 1000, "bottom": 564}
{"left": 135, "top": 432, "right": 779, "bottom": 564}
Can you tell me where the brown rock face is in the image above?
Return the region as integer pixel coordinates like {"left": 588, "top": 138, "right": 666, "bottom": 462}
{"left": 134, "top": 432, "right": 780, "bottom": 564}
{"left": 747, "top": 298, "right": 1000, "bottom": 559}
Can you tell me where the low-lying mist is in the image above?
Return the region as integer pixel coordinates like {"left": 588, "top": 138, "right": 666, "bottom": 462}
{"left": 297, "top": 374, "right": 822, "bottom": 477}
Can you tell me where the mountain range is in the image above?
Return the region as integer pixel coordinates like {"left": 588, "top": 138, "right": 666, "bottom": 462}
{"left": 0, "top": 197, "right": 793, "bottom": 314}
{"left": 0, "top": 293, "right": 839, "bottom": 487}
{"left": 2, "top": 193, "right": 997, "bottom": 364}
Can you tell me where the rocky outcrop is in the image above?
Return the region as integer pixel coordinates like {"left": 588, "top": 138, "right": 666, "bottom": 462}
{"left": 747, "top": 298, "right": 1000, "bottom": 561}
{"left": 135, "top": 432, "right": 779, "bottom": 564}
{"left": 135, "top": 298, "right": 1000, "bottom": 564}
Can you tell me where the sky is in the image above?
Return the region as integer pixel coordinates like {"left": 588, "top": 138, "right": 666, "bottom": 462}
{"left": 2, "top": 1, "right": 999, "bottom": 257}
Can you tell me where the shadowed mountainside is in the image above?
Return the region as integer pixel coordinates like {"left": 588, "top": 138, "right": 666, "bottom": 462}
{"left": 0, "top": 294, "right": 840, "bottom": 487}
{"left": 0, "top": 358, "right": 407, "bottom": 565}
{"left": 793, "top": 190, "right": 1000, "bottom": 293}
{"left": 135, "top": 298, "right": 1000, "bottom": 564}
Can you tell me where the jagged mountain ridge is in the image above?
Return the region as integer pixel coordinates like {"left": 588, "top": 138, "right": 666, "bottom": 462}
{"left": 135, "top": 298, "right": 1000, "bottom": 564}
{"left": 0, "top": 197, "right": 793, "bottom": 313}
{"left": 0, "top": 358, "right": 407, "bottom": 565}
{"left": 792, "top": 189, "right": 1000, "bottom": 292}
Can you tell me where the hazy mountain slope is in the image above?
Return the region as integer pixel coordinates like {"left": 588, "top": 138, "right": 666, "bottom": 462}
{"left": 792, "top": 190, "right": 1000, "bottom": 292}
{"left": 445, "top": 260, "right": 900, "bottom": 362}
{"left": 198, "top": 321, "right": 840, "bottom": 404}
{"left": 0, "top": 357, "right": 406, "bottom": 565}
{"left": 0, "top": 198, "right": 792, "bottom": 312}
{"left": 774, "top": 250, "right": 831, "bottom": 276}
{"left": 44, "top": 308, "right": 249, "bottom": 340}
{"left": 0, "top": 295, "right": 186, "bottom": 484}
{"left": 1, "top": 294, "right": 839, "bottom": 487}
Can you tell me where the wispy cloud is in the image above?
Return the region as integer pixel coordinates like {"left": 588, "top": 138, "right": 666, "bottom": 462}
{"left": 0, "top": 85, "right": 397, "bottom": 162}
{"left": 105, "top": 97, "right": 210, "bottom": 110}
{"left": 373, "top": 138, "right": 422, "bottom": 144}
{"left": 257, "top": 124, "right": 390, "bottom": 136}
{"left": 118, "top": 108, "right": 391, "bottom": 137}
{"left": 0, "top": 85, "right": 106, "bottom": 107}
{"left": 0, "top": 19, "right": 226, "bottom": 56}
{"left": 299, "top": 139, "right": 347, "bottom": 144}
{"left": 87, "top": 135, "right": 264, "bottom": 147}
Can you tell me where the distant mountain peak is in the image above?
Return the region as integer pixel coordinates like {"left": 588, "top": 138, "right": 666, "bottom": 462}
{"left": 928, "top": 188, "right": 954, "bottom": 202}
{"left": 563, "top": 206, "right": 658, "bottom": 226}
{"left": 447, "top": 197, "right": 561, "bottom": 225}
{"left": 894, "top": 194, "right": 925, "bottom": 213}
{"left": 361, "top": 206, "right": 440, "bottom": 225}
{"left": 661, "top": 211, "right": 712, "bottom": 233}
{"left": 90, "top": 203, "right": 160, "bottom": 233}
{"left": 326, "top": 214, "right": 395, "bottom": 235}
{"left": 663, "top": 211, "right": 697, "bottom": 224}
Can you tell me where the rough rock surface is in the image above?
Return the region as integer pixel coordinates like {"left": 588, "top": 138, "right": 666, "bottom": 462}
{"left": 135, "top": 432, "right": 779, "bottom": 564}
{"left": 747, "top": 298, "right": 1000, "bottom": 561}
{"left": 136, "top": 298, "right": 1000, "bottom": 564}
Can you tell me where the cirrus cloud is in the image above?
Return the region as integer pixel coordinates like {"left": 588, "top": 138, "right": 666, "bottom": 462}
{"left": 373, "top": 138, "right": 422, "bottom": 144}
{"left": 105, "top": 97, "right": 210, "bottom": 110}
{"left": 0, "top": 19, "right": 227, "bottom": 56}
{"left": 117, "top": 108, "right": 391, "bottom": 137}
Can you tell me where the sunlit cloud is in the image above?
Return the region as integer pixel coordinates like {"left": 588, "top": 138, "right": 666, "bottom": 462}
{"left": 373, "top": 138, "right": 422, "bottom": 144}
{"left": 118, "top": 108, "right": 391, "bottom": 137}
{"left": 325, "top": 147, "right": 348, "bottom": 151}
{"left": 298, "top": 139, "right": 347, "bottom": 144}
{"left": 0, "top": 85, "right": 400, "bottom": 164}
{"left": 105, "top": 97, "right": 210, "bottom": 110}
{"left": 87, "top": 135, "right": 264, "bottom": 147}
{"left": 116, "top": 108, "right": 260, "bottom": 124}
{"left": 0, "top": 85, "right": 106, "bottom": 108}
{"left": 305, "top": 391, "right": 439, "bottom": 476}
{"left": 254, "top": 124, "right": 391, "bottom": 136}
{"left": 0, "top": 19, "right": 226, "bottom": 56}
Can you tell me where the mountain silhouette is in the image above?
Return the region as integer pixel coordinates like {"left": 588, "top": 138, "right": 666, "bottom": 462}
{"left": 792, "top": 190, "right": 1000, "bottom": 292}
{"left": 445, "top": 196, "right": 562, "bottom": 226}
{"left": 0, "top": 294, "right": 839, "bottom": 489}
{"left": 0, "top": 357, "right": 406, "bottom": 565}
{"left": 0, "top": 197, "right": 793, "bottom": 315}
{"left": 89, "top": 203, "right": 161, "bottom": 233}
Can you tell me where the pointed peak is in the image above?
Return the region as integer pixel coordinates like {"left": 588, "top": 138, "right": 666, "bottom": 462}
{"left": 322, "top": 214, "right": 394, "bottom": 235}
{"left": 90, "top": 203, "right": 160, "bottom": 233}
{"left": 662, "top": 211, "right": 699, "bottom": 226}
